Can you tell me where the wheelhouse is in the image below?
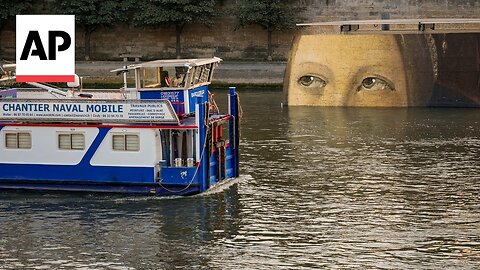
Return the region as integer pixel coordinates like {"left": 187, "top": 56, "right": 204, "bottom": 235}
{"left": 114, "top": 57, "right": 222, "bottom": 116}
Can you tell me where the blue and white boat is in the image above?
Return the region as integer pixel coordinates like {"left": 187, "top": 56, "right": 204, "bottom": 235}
{"left": 0, "top": 58, "right": 240, "bottom": 196}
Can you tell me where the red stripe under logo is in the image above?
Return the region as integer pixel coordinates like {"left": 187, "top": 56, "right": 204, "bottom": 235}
{"left": 16, "top": 75, "right": 75, "bottom": 82}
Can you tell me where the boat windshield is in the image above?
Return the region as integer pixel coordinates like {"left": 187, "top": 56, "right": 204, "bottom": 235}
{"left": 137, "top": 63, "right": 214, "bottom": 89}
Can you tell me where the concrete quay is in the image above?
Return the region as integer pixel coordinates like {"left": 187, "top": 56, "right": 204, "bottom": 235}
{"left": 75, "top": 61, "right": 286, "bottom": 85}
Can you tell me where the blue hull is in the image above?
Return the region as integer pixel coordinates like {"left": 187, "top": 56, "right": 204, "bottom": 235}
{"left": 0, "top": 163, "right": 155, "bottom": 184}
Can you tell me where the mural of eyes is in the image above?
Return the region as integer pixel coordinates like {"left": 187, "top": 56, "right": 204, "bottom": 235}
{"left": 358, "top": 77, "right": 395, "bottom": 92}
{"left": 297, "top": 75, "right": 327, "bottom": 88}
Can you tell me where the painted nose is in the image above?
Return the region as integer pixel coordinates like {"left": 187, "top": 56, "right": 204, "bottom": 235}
{"left": 323, "top": 82, "right": 353, "bottom": 106}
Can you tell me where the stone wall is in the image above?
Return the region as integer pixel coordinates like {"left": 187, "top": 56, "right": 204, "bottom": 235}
{"left": 0, "top": 0, "right": 478, "bottom": 61}
{"left": 304, "top": 0, "right": 479, "bottom": 19}
{"left": 79, "top": 18, "right": 296, "bottom": 61}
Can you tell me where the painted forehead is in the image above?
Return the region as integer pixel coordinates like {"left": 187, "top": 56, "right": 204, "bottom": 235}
{"left": 294, "top": 35, "right": 402, "bottom": 63}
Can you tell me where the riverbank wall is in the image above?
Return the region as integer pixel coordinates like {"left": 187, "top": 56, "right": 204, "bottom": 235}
{"left": 75, "top": 61, "right": 286, "bottom": 86}
{"left": 1, "top": 0, "right": 478, "bottom": 61}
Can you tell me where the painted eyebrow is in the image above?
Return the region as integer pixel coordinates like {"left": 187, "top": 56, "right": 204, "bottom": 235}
{"left": 294, "top": 62, "right": 334, "bottom": 82}
{"left": 351, "top": 66, "right": 396, "bottom": 89}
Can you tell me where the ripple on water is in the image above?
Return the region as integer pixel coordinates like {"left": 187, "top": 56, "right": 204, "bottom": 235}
{"left": 1, "top": 94, "right": 480, "bottom": 269}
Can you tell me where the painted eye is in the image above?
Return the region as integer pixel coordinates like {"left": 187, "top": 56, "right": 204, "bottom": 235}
{"left": 362, "top": 78, "right": 377, "bottom": 89}
{"left": 358, "top": 77, "right": 394, "bottom": 92}
{"left": 298, "top": 75, "right": 327, "bottom": 88}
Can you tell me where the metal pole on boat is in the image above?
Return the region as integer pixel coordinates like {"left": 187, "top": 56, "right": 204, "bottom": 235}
{"left": 123, "top": 66, "right": 128, "bottom": 90}
{"left": 196, "top": 97, "right": 209, "bottom": 192}
{"left": 228, "top": 87, "right": 240, "bottom": 178}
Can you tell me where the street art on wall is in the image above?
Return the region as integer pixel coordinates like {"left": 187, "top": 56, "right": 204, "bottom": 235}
{"left": 284, "top": 33, "right": 479, "bottom": 107}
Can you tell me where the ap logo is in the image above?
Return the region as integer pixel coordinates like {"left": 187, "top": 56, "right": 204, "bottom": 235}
{"left": 16, "top": 15, "right": 75, "bottom": 82}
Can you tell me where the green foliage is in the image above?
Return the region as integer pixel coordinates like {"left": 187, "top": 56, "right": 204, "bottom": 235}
{"left": 132, "top": 0, "right": 217, "bottom": 28}
{"left": 53, "top": 0, "right": 130, "bottom": 59}
{"left": 0, "top": 0, "right": 32, "bottom": 58}
{"left": 54, "top": 0, "right": 127, "bottom": 31}
{"left": 233, "top": 0, "right": 302, "bottom": 59}
{"left": 0, "top": 0, "right": 32, "bottom": 27}
{"left": 234, "top": 0, "right": 301, "bottom": 31}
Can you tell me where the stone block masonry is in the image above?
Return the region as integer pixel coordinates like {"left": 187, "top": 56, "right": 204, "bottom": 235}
{"left": 0, "top": 0, "right": 478, "bottom": 61}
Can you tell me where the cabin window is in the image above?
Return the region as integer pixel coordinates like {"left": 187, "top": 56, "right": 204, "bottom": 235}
{"left": 5, "top": 132, "right": 31, "bottom": 149}
{"left": 58, "top": 133, "right": 85, "bottom": 150}
{"left": 112, "top": 134, "right": 140, "bottom": 151}
{"left": 139, "top": 67, "right": 161, "bottom": 88}
{"left": 139, "top": 67, "right": 187, "bottom": 89}
{"left": 172, "top": 66, "right": 188, "bottom": 88}
{"left": 191, "top": 64, "right": 212, "bottom": 85}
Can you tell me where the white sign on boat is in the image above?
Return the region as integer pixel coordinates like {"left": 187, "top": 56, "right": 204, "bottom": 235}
{"left": 0, "top": 99, "right": 179, "bottom": 124}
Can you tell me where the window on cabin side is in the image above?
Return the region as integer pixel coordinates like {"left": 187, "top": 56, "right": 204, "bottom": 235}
{"left": 5, "top": 132, "right": 31, "bottom": 149}
{"left": 191, "top": 64, "right": 212, "bottom": 85}
{"left": 139, "top": 67, "right": 179, "bottom": 88}
{"left": 58, "top": 133, "right": 85, "bottom": 150}
{"left": 112, "top": 134, "right": 140, "bottom": 151}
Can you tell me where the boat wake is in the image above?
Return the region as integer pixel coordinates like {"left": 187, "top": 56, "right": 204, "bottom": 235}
{"left": 111, "top": 174, "right": 252, "bottom": 202}
{"left": 197, "top": 174, "right": 252, "bottom": 197}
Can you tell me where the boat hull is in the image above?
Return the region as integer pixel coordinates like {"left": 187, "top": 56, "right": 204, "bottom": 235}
{"left": 0, "top": 180, "right": 201, "bottom": 196}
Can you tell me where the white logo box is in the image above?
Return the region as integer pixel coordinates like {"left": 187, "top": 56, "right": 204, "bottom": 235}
{"left": 16, "top": 15, "right": 75, "bottom": 82}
